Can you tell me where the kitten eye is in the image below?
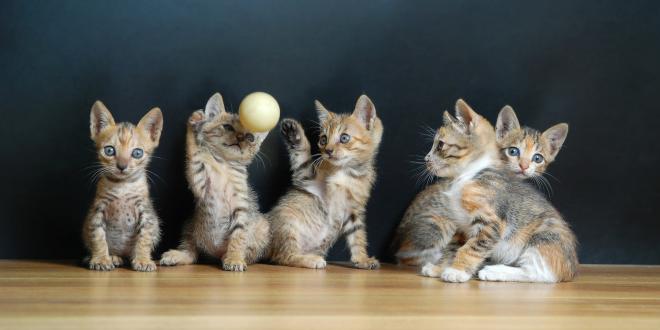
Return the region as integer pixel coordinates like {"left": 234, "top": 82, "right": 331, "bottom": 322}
{"left": 340, "top": 133, "right": 351, "bottom": 144}
{"left": 507, "top": 147, "right": 520, "bottom": 157}
{"left": 532, "top": 153, "right": 544, "bottom": 163}
{"left": 320, "top": 135, "right": 328, "bottom": 146}
{"left": 103, "top": 146, "right": 115, "bottom": 157}
{"left": 223, "top": 124, "right": 234, "bottom": 132}
{"left": 245, "top": 133, "right": 255, "bottom": 143}
{"left": 131, "top": 148, "right": 144, "bottom": 159}
{"left": 436, "top": 141, "right": 445, "bottom": 151}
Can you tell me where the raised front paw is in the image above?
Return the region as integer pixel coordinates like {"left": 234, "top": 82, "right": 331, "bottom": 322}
{"left": 132, "top": 258, "right": 157, "bottom": 272}
{"left": 188, "top": 110, "right": 205, "bottom": 130}
{"left": 280, "top": 118, "right": 304, "bottom": 148}
{"left": 222, "top": 257, "right": 247, "bottom": 272}
{"left": 441, "top": 267, "right": 472, "bottom": 283}
{"left": 89, "top": 255, "right": 115, "bottom": 271}
{"left": 352, "top": 256, "right": 380, "bottom": 270}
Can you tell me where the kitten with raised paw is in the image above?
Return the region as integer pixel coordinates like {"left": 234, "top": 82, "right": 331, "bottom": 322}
{"left": 83, "top": 101, "right": 163, "bottom": 272}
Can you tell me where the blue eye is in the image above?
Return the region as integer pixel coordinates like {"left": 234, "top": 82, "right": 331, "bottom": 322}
{"left": 103, "top": 146, "right": 115, "bottom": 156}
{"left": 532, "top": 153, "right": 544, "bottom": 163}
{"left": 507, "top": 147, "right": 520, "bottom": 157}
{"left": 319, "top": 135, "right": 328, "bottom": 146}
{"left": 340, "top": 133, "right": 351, "bottom": 144}
{"left": 131, "top": 148, "right": 144, "bottom": 159}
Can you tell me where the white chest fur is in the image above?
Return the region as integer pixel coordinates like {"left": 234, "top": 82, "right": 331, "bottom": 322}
{"left": 443, "top": 155, "right": 493, "bottom": 226}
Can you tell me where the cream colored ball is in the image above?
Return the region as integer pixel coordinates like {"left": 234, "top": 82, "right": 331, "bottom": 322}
{"left": 238, "top": 92, "right": 280, "bottom": 132}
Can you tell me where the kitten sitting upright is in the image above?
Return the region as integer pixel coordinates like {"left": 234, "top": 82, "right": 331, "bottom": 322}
{"left": 83, "top": 101, "right": 163, "bottom": 271}
{"left": 268, "top": 95, "right": 382, "bottom": 269}
{"left": 160, "top": 93, "right": 270, "bottom": 271}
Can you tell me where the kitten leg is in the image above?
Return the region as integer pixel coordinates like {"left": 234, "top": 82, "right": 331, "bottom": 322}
{"left": 242, "top": 216, "right": 270, "bottom": 265}
{"left": 478, "top": 248, "right": 557, "bottom": 283}
{"left": 160, "top": 236, "right": 198, "bottom": 266}
{"left": 85, "top": 205, "right": 114, "bottom": 271}
{"left": 396, "top": 215, "right": 458, "bottom": 266}
{"left": 131, "top": 207, "right": 159, "bottom": 272}
{"left": 280, "top": 119, "right": 315, "bottom": 184}
{"left": 420, "top": 240, "right": 460, "bottom": 278}
{"left": 342, "top": 213, "right": 379, "bottom": 270}
{"left": 222, "top": 209, "right": 252, "bottom": 272}
{"left": 271, "top": 227, "right": 326, "bottom": 269}
{"left": 110, "top": 255, "right": 124, "bottom": 267}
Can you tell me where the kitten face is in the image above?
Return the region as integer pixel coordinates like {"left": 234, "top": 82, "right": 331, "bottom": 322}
{"left": 90, "top": 101, "right": 163, "bottom": 180}
{"left": 315, "top": 95, "right": 382, "bottom": 167}
{"left": 191, "top": 93, "right": 267, "bottom": 164}
{"left": 496, "top": 106, "right": 568, "bottom": 178}
{"left": 425, "top": 99, "right": 496, "bottom": 178}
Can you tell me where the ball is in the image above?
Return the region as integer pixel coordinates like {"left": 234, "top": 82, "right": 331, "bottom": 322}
{"left": 238, "top": 92, "right": 280, "bottom": 132}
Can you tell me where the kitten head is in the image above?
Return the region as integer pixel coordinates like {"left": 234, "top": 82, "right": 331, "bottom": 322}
{"left": 424, "top": 99, "right": 497, "bottom": 178}
{"left": 90, "top": 101, "right": 163, "bottom": 180}
{"left": 190, "top": 93, "right": 268, "bottom": 164}
{"left": 496, "top": 106, "right": 568, "bottom": 178}
{"left": 315, "top": 95, "right": 383, "bottom": 167}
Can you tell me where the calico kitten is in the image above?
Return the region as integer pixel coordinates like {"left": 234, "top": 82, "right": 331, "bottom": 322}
{"left": 83, "top": 101, "right": 163, "bottom": 272}
{"left": 268, "top": 95, "right": 382, "bottom": 269}
{"left": 413, "top": 101, "right": 578, "bottom": 282}
{"left": 160, "top": 93, "right": 270, "bottom": 271}
{"left": 496, "top": 106, "right": 568, "bottom": 178}
{"left": 394, "top": 103, "right": 569, "bottom": 267}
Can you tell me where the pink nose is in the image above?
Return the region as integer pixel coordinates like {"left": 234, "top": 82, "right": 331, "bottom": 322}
{"left": 519, "top": 163, "right": 529, "bottom": 171}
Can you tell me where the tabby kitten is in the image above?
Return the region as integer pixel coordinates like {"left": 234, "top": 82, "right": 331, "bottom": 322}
{"left": 268, "top": 95, "right": 382, "bottom": 269}
{"left": 395, "top": 104, "right": 569, "bottom": 267}
{"left": 415, "top": 101, "right": 578, "bottom": 282}
{"left": 83, "top": 101, "right": 163, "bottom": 272}
{"left": 160, "top": 93, "right": 270, "bottom": 271}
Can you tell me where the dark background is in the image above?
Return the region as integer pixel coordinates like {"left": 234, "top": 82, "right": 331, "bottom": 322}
{"left": 1, "top": 0, "right": 659, "bottom": 264}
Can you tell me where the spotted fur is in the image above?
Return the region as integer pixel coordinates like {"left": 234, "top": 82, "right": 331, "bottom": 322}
{"left": 82, "top": 101, "right": 163, "bottom": 272}
{"left": 268, "top": 95, "right": 382, "bottom": 269}
{"left": 159, "top": 93, "right": 270, "bottom": 272}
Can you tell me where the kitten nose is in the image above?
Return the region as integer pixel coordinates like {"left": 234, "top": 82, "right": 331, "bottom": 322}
{"left": 325, "top": 149, "right": 334, "bottom": 156}
{"left": 117, "top": 163, "right": 127, "bottom": 172}
{"left": 519, "top": 163, "right": 529, "bottom": 171}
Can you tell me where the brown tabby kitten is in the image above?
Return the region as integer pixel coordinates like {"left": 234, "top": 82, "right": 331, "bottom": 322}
{"left": 160, "top": 93, "right": 270, "bottom": 271}
{"left": 402, "top": 100, "right": 578, "bottom": 282}
{"left": 395, "top": 105, "right": 569, "bottom": 267}
{"left": 83, "top": 101, "right": 163, "bottom": 272}
{"left": 268, "top": 95, "right": 382, "bottom": 269}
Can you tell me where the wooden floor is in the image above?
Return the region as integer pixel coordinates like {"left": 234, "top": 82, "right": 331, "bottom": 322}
{"left": 0, "top": 261, "right": 659, "bottom": 329}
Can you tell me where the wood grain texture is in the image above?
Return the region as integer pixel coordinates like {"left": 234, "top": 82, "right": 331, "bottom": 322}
{"left": 0, "top": 260, "right": 659, "bottom": 329}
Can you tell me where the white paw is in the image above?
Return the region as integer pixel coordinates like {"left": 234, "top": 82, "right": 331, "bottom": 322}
{"left": 441, "top": 267, "right": 471, "bottom": 283}
{"left": 311, "top": 258, "right": 327, "bottom": 269}
{"left": 159, "top": 251, "right": 181, "bottom": 266}
{"left": 478, "top": 265, "right": 508, "bottom": 281}
{"left": 420, "top": 262, "right": 440, "bottom": 278}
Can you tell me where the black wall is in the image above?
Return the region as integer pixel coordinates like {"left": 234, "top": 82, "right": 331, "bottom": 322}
{"left": 1, "top": 0, "right": 659, "bottom": 264}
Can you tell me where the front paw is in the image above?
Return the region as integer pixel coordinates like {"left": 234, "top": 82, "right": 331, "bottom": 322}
{"left": 110, "top": 255, "right": 124, "bottom": 267}
{"left": 132, "top": 258, "right": 157, "bottom": 272}
{"left": 188, "top": 110, "right": 205, "bottom": 130}
{"left": 222, "top": 257, "right": 247, "bottom": 272}
{"left": 280, "top": 119, "right": 304, "bottom": 148}
{"left": 441, "top": 267, "right": 472, "bottom": 283}
{"left": 420, "top": 262, "right": 441, "bottom": 278}
{"left": 89, "top": 255, "right": 115, "bottom": 271}
{"left": 352, "top": 256, "right": 380, "bottom": 270}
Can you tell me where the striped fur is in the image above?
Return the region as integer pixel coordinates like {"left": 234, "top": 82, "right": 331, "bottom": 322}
{"left": 268, "top": 95, "right": 382, "bottom": 269}
{"left": 83, "top": 101, "right": 163, "bottom": 272}
{"left": 159, "top": 93, "right": 270, "bottom": 272}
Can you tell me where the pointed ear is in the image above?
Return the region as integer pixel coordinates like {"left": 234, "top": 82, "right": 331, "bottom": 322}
{"left": 90, "top": 100, "right": 116, "bottom": 141}
{"left": 496, "top": 105, "right": 521, "bottom": 142}
{"left": 455, "top": 99, "right": 479, "bottom": 132}
{"left": 542, "top": 123, "right": 569, "bottom": 158}
{"left": 205, "top": 93, "right": 226, "bottom": 119}
{"left": 315, "top": 100, "right": 331, "bottom": 122}
{"left": 352, "top": 94, "right": 377, "bottom": 130}
{"left": 138, "top": 107, "right": 164, "bottom": 145}
{"left": 442, "top": 111, "right": 458, "bottom": 126}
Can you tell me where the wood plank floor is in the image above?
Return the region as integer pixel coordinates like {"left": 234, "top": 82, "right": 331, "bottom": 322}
{"left": 0, "top": 260, "right": 659, "bottom": 329}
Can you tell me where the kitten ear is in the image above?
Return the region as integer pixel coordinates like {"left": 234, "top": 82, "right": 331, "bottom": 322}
{"left": 454, "top": 99, "right": 479, "bottom": 132}
{"left": 90, "top": 100, "right": 116, "bottom": 141}
{"left": 442, "top": 111, "right": 458, "bottom": 126}
{"left": 315, "top": 100, "right": 332, "bottom": 122}
{"left": 542, "top": 123, "right": 569, "bottom": 158}
{"left": 352, "top": 94, "right": 377, "bottom": 130}
{"left": 496, "top": 105, "right": 521, "bottom": 142}
{"left": 205, "top": 93, "right": 226, "bottom": 119}
{"left": 137, "top": 107, "right": 164, "bottom": 145}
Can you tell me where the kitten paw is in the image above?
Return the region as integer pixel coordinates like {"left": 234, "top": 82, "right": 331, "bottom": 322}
{"left": 110, "top": 255, "right": 124, "bottom": 267}
{"left": 132, "top": 258, "right": 157, "bottom": 272}
{"left": 302, "top": 255, "right": 327, "bottom": 269}
{"left": 160, "top": 250, "right": 193, "bottom": 266}
{"left": 222, "top": 258, "right": 247, "bottom": 272}
{"left": 441, "top": 267, "right": 472, "bottom": 283}
{"left": 280, "top": 119, "right": 304, "bottom": 148}
{"left": 89, "top": 255, "right": 115, "bottom": 271}
{"left": 352, "top": 256, "right": 380, "bottom": 270}
{"left": 420, "top": 262, "right": 441, "bottom": 278}
{"left": 477, "top": 265, "right": 520, "bottom": 282}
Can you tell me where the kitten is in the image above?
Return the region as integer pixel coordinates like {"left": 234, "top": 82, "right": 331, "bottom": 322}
{"left": 412, "top": 100, "right": 578, "bottom": 282}
{"left": 394, "top": 103, "right": 568, "bottom": 267}
{"left": 83, "top": 101, "right": 163, "bottom": 272}
{"left": 268, "top": 95, "right": 382, "bottom": 269}
{"left": 160, "top": 93, "right": 270, "bottom": 271}
{"left": 496, "top": 106, "right": 568, "bottom": 179}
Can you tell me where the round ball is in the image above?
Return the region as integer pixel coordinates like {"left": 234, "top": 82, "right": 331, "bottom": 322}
{"left": 238, "top": 92, "right": 280, "bottom": 132}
